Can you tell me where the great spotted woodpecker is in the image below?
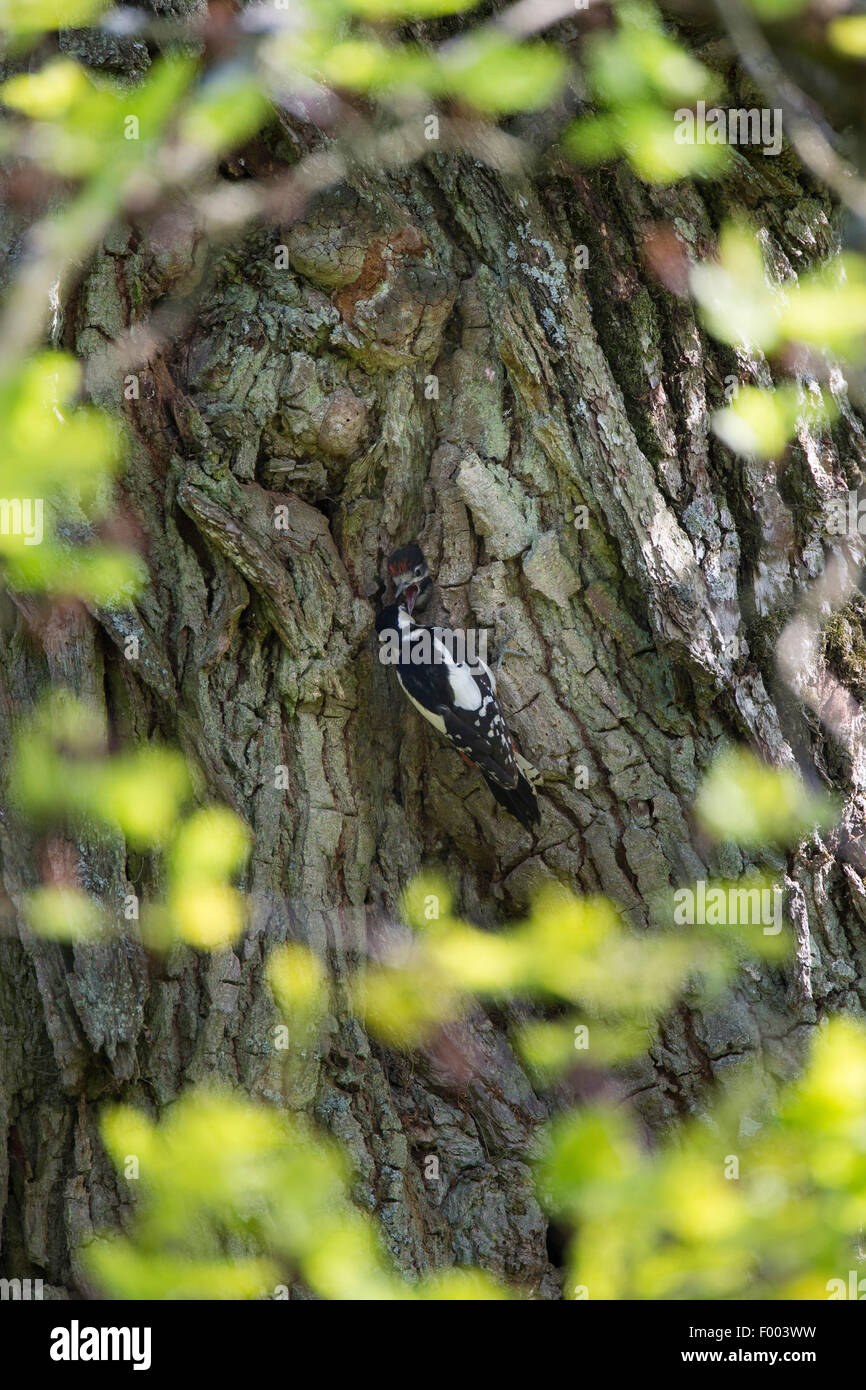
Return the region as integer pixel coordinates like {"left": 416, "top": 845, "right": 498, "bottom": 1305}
{"left": 387, "top": 542, "right": 432, "bottom": 615}
{"left": 376, "top": 595, "right": 541, "bottom": 832}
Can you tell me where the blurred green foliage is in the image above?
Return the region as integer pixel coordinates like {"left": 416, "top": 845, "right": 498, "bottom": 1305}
{"left": 349, "top": 874, "right": 790, "bottom": 1078}
{"left": 291, "top": 27, "right": 567, "bottom": 113}
{"left": 9, "top": 692, "right": 251, "bottom": 949}
{"left": 695, "top": 746, "right": 838, "bottom": 849}
{"left": 828, "top": 14, "right": 866, "bottom": 56}
{"left": 692, "top": 223, "right": 866, "bottom": 459}
{"left": 692, "top": 223, "right": 866, "bottom": 360}
{"left": 0, "top": 354, "right": 143, "bottom": 601}
{"left": 86, "top": 872, "right": 866, "bottom": 1301}
{"left": 2, "top": 0, "right": 866, "bottom": 1304}
{"left": 565, "top": 3, "right": 728, "bottom": 182}
{"left": 8, "top": 695, "right": 862, "bottom": 1300}
{"left": 1, "top": 55, "right": 195, "bottom": 178}
{"left": 1, "top": 0, "right": 864, "bottom": 547}
{"left": 0, "top": 0, "right": 105, "bottom": 36}
{"left": 89, "top": 1089, "right": 508, "bottom": 1300}
{"left": 712, "top": 382, "right": 832, "bottom": 462}
{"left": 10, "top": 692, "right": 191, "bottom": 845}
{"left": 746, "top": 0, "right": 811, "bottom": 19}
{"left": 541, "top": 1017, "right": 866, "bottom": 1299}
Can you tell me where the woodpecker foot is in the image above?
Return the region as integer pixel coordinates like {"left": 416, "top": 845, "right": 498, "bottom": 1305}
{"left": 493, "top": 621, "right": 525, "bottom": 672}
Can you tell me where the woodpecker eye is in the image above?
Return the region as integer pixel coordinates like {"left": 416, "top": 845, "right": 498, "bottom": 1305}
{"left": 414, "top": 565, "right": 424, "bottom": 577}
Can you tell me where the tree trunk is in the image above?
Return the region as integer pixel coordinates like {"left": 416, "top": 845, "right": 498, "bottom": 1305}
{"left": 3, "top": 75, "right": 866, "bottom": 1299}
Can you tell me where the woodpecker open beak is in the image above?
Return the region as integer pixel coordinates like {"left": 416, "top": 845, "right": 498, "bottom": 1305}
{"left": 393, "top": 572, "right": 416, "bottom": 611}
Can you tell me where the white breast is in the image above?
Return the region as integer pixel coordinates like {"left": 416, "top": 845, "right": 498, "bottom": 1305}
{"left": 403, "top": 687, "right": 447, "bottom": 734}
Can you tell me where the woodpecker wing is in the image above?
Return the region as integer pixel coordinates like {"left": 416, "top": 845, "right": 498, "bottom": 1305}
{"left": 395, "top": 623, "right": 521, "bottom": 790}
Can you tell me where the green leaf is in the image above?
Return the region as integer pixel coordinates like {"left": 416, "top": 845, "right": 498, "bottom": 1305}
{"left": 711, "top": 383, "right": 828, "bottom": 461}
{"left": 101, "top": 749, "right": 193, "bottom": 847}
{"left": 782, "top": 254, "right": 866, "bottom": 356}
{"left": 690, "top": 223, "right": 781, "bottom": 351}
{"left": 314, "top": 38, "right": 435, "bottom": 93}
{"left": 24, "top": 887, "right": 104, "bottom": 942}
{"left": 417, "top": 1269, "right": 510, "bottom": 1299}
{"left": 618, "top": 102, "right": 729, "bottom": 183}
{"left": 563, "top": 114, "right": 621, "bottom": 164}
{"left": 746, "top": 0, "right": 811, "bottom": 17}
{"left": 340, "top": 0, "right": 478, "bottom": 15}
{"left": 695, "top": 746, "right": 838, "bottom": 847}
{"left": 179, "top": 73, "right": 271, "bottom": 156}
{"left": 539, "top": 1107, "right": 640, "bottom": 1216}
{"left": 267, "top": 943, "right": 330, "bottom": 1024}
{"left": 168, "top": 883, "right": 247, "bottom": 949}
{"left": 170, "top": 806, "right": 251, "bottom": 884}
{"left": 586, "top": 24, "right": 719, "bottom": 108}
{"left": 86, "top": 1243, "right": 278, "bottom": 1301}
{"left": 828, "top": 14, "right": 866, "bottom": 56}
{"left": 2, "top": 55, "right": 197, "bottom": 178}
{"left": 0, "top": 0, "right": 105, "bottom": 34}
{"left": 1, "top": 59, "right": 87, "bottom": 118}
{"left": 441, "top": 38, "right": 567, "bottom": 114}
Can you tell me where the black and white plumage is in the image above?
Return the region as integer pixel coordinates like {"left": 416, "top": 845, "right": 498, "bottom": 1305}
{"left": 376, "top": 601, "right": 540, "bottom": 831}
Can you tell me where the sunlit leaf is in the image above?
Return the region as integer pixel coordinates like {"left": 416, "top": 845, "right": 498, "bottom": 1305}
{"left": 3, "top": 56, "right": 197, "bottom": 179}
{"left": 314, "top": 38, "right": 434, "bottom": 93}
{"left": 86, "top": 1243, "right": 278, "bottom": 1301}
{"left": 427, "top": 921, "right": 525, "bottom": 993}
{"left": 24, "top": 886, "right": 104, "bottom": 942}
{"left": 0, "top": 352, "right": 145, "bottom": 604}
{"left": 563, "top": 114, "right": 621, "bottom": 164}
{"left": 417, "top": 1269, "right": 511, "bottom": 1299}
{"left": 101, "top": 1104, "right": 158, "bottom": 1174}
{"left": 170, "top": 806, "right": 251, "bottom": 884}
{"left": 695, "top": 746, "right": 838, "bottom": 847}
{"left": 101, "top": 749, "right": 192, "bottom": 847}
{"left": 746, "top": 0, "right": 811, "bottom": 17}
{"left": 169, "top": 883, "right": 247, "bottom": 949}
{"left": 299, "top": 1212, "right": 402, "bottom": 1300}
{"left": 10, "top": 699, "right": 192, "bottom": 846}
{"left": 441, "top": 37, "right": 567, "bottom": 114}
{"left": 7, "top": 544, "right": 146, "bottom": 605}
{"left": 619, "top": 102, "right": 729, "bottom": 183}
{"left": 667, "top": 877, "right": 792, "bottom": 963}
{"left": 516, "top": 1017, "right": 655, "bottom": 1077}
{"left": 341, "top": 0, "right": 477, "bottom": 14}
{"left": 179, "top": 72, "right": 272, "bottom": 156}
{"left": 539, "top": 1107, "right": 641, "bottom": 1217}
{"left": 711, "top": 384, "right": 826, "bottom": 460}
{"left": 267, "top": 942, "right": 330, "bottom": 1022}
{"left": 782, "top": 254, "right": 866, "bottom": 356}
{"left": 90, "top": 1089, "right": 508, "bottom": 1302}
{"left": 0, "top": 0, "right": 105, "bottom": 34}
{"left": 691, "top": 223, "right": 781, "bottom": 351}
{"left": 586, "top": 3, "right": 720, "bottom": 108}
{"left": 828, "top": 14, "right": 866, "bottom": 56}
{"left": 402, "top": 872, "right": 453, "bottom": 928}
{"left": 782, "top": 1017, "right": 866, "bottom": 1129}
{"left": 353, "top": 960, "right": 461, "bottom": 1045}
{"left": 1, "top": 59, "right": 88, "bottom": 118}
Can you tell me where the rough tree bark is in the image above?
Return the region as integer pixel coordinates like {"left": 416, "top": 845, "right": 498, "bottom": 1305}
{"left": 2, "top": 19, "right": 866, "bottom": 1300}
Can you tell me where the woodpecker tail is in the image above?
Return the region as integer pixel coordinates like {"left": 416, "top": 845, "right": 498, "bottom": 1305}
{"left": 486, "top": 767, "right": 540, "bottom": 831}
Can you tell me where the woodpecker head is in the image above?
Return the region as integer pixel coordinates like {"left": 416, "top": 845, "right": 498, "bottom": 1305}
{"left": 387, "top": 542, "right": 431, "bottom": 615}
